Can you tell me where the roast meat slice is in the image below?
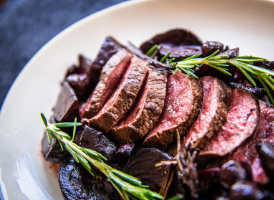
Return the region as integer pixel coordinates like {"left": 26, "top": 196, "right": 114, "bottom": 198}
{"left": 199, "top": 89, "right": 260, "bottom": 159}
{"left": 90, "top": 56, "right": 148, "bottom": 132}
{"left": 110, "top": 69, "right": 167, "bottom": 144}
{"left": 53, "top": 81, "right": 79, "bottom": 122}
{"left": 184, "top": 76, "right": 232, "bottom": 149}
{"left": 228, "top": 100, "right": 274, "bottom": 184}
{"left": 81, "top": 49, "right": 133, "bottom": 119}
{"left": 143, "top": 71, "right": 203, "bottom": 149}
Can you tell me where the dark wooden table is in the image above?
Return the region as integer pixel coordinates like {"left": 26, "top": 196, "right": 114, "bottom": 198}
{"left": 0, "top": 0, "right": 127, "bottom": 109}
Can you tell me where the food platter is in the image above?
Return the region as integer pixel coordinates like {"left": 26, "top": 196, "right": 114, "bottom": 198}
{"left": 0, "top": 0, "right": 274, "bottom": 199}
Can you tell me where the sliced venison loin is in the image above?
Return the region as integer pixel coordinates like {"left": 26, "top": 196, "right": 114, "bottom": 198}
{"left": 110, "top": 68, "right": 167, "bottom": 144}
{"left": 124, "top": 148, "right": 172, "bottom": 192}
{"left": 90, "top": 56, "right": 148, "bottom": 132}
{"left": 81, "top": 48, "right": 133, "bottom": 119}
{"left": 53, "top": 81, "right": 79, "bottom": 122}
{"left": 144, "top": 71, "right": 203, "bottom": 150}
{"left": 228, "top": 100, "right": 274, "bottom": 184}
{"left": 199, "top": 89, "right": 260, "bottom": 160}
{"left": 184, "top": 76, "right": 232, "bottom": 149}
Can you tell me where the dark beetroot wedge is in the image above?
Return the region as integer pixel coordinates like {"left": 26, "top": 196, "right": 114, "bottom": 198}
{"left": 90, "top": 56, "right": 148, "bottom": 132}
{"left": 81, "top": 48, "right": 133, "bottom": 119}
{"left": 228, "top": 100, "right": 274, "bottom": 184}
{"left": 78, "top": 54, "right": 92, "bottom": 74}
{"left": 230, "top": 180, "right": 269, "bottom": 200}
{"left": 53, "top": 81, "right": 79, "bottom": 122}
{"left": 87, "top": 36, "right": 124, "bottom": 91}
{"left": 199, "top": 89, "right": 259, "bottom": 160}
{"left": 124, "top": 148, "right": 172, "bottom": 193}
{"left": 140, "top": 29, "right": 202, "bottom": 54}
{"left": 220, "top": 160, "right": 248, "bottom": 189}
{"left": 66, "top": 73, "right": 91, "bottom": 98}
{"left": 184, "top": 76, "right": 232, "bottom": 149}
{"left": 59, "top": 157, "right": 119, "bottom": 200}
{"left": 202, "top": 41, "right": 224, "bottom": 56}
{"left": 110, "top": 68, "right": 167, "bottom": 144}
{"left": 143, "top": 70, "right": 203, "bottom": 150}
{"left": 75, "top": 125, "right": 116, "bottom": 160}
{"left": 65, "top": 64, "right": 79, "bottom": 78}
{"left": 158, "top": 43, "right": 202, "bottom": 60}
{"left": 41, "top": 116, "right": 69, "bottom": 163}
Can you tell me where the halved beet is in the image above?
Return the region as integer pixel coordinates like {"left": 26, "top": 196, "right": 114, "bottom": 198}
{"left": 90, "top": 56, "right": 148, "bottom": 132}
{"left": 143, "top": 70, "right": 203, "bottom": 150}
{"left": 75, "top": 125, "right": 116, "bottom": 160}
{"left": 228, "top": 100, "right": 274, "bottom": 184}
{"left": 140, "top": 29, "right": 202, "bottom": 54}
{"left": 184, "top": 76, "right": 232, "bottom": 149}
{"left": 59, "top": 157, "right": 119, "bottom": 200}
{"left": 158, "top": 43, "right": 202, "bottom": 60}
{"left": 202, "top": 41, "right": 224, "bottom": 56}
{"left": 53, "top": 81, "right": 79, "bottom": 122}
{"left": 110, "top": 68, "right": 167, "bottom": 144}
{"left": 66, "top": 73, "right": 91, "bottom": 98}
{"left": 124, "top": 148, "right": 172, "bottom": 192}
{"left": 81, "top": 49, "right": 133, "bottom": 119}
{"left": 41, "top": 116, "right": 69, "bottom": 163}
{"left": 199, "top": 89, "right": 259, "bottom": 160}
{"left": 78, "top": 54, "right": 92, "bottom": 74}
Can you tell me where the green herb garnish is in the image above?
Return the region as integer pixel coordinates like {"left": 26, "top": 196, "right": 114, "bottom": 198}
{"left": 145, "top": 45, "right": 274, "bottom": 104}
{"left": 41, "top": 113, "right": 163, "bottom": 200}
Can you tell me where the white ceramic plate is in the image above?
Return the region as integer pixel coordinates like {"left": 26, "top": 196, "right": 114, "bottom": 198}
{"left": 0, "top": 0, "right": 274, "bottom": 199}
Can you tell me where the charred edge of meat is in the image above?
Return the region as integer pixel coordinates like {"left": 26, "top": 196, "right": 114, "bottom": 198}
{"left": 198, "top": 89, "right": 260, "bottom": 161}
{"left": 127, "top": 42, "right": 170, "bottom": 73}
{"left": 89, "top": 56, "right": 148, "bottom": 132}
{"left": 143, "top": 71, "right": 203, "bottom": 150}
{"left": 110, "top": 68, "right": 167, "bottom": 145}
{"left": 184, "top": 76, "right": 232, "bottom": 150}
{"left": 230, "top": 82, "right": 266, "bottom": 99}
{"left": 82, "top": 49, "right": 133, "bottom": 119}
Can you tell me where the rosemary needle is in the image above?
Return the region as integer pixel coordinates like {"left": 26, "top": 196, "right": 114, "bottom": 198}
{"left": 40, "top": 113, "right": 163, "bottom": 200}
{"left": 146, "top": 45, "right": 274, "bottom": 104}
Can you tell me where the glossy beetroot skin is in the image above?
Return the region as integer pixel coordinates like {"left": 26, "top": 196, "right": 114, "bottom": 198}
{"left": 66, "top": 73, "right": 91, "bottom": 99}
{"left": 220, "top": 160, "right": 249, "bottom": 189}
{"left": 230, "top": 180, "right": 269, "bottom": 200}
{"left": 115, "top": 143, "right": 136, "bottom": 163}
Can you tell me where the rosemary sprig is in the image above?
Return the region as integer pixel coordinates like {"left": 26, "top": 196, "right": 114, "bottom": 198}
{"left": 40, "top": 113, "right": 163, "bottom": 200}
{"left": 146, "top": 45, "right": 274, "bottom": 104}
